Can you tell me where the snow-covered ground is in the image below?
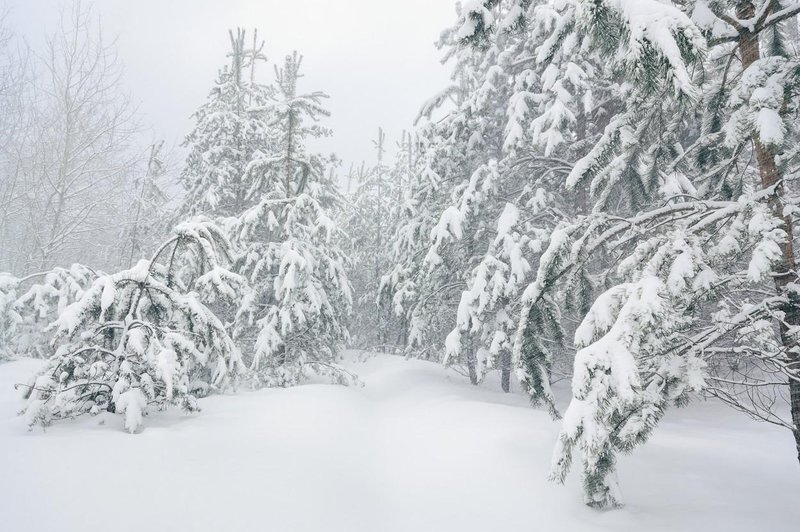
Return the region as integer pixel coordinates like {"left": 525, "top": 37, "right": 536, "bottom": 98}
{"left": 1, "top": 352, "right": 798, "bottom": 531}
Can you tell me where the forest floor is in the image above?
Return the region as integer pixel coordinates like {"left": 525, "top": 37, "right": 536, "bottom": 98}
{"left": 1, "top": 352, "right": 798, "bottom": 531}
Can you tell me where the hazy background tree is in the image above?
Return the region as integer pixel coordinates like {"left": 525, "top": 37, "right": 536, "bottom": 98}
{"left": 0, "top": 1, "right": 141, "bottom": 275}
{"left": 340, "top": 128, "right": 410, "bottom": 352}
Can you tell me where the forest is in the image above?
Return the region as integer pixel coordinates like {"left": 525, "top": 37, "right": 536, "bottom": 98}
{"left": 1, "top": 1, "right": 800, "bottom": 530}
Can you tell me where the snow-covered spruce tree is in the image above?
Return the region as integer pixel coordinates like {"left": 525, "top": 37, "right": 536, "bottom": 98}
{"left": 385, "top": 0, "right": 617, "bottom": 390}
{"left": 121, "top": 141, "right": 171, "bottom": 268}
{"left": 229, "top": 52, "right": 353, "bottom": 387}
{"left": 180, "top": 28, "right": 273, "bottom": 218}
{"left": 339, "top": 128, "right": 408, "bottom": 351}
{"left": 384, "top": 11, "right": 521, "bottom": 375}
{"left": 457, "top": 0, "right": 800, "bottom": 508}
{"left": 0, "top": 264, "right": 98, "bottom": 360}
{"left": 21, "top": 219, "right": 246, "bottom": 433}
{"left": 383, "top": 105, "right": 482, "bottom": 370}
{"left": 0, "top": 273, "right": 21, "bottom": 361}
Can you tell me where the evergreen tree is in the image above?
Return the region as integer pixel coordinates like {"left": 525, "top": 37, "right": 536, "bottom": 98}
{"left": 340, "top": 128, "right": 409, "bottom": 351}
{"left": 231, "top": 53, "right": 354, "bottom": 386}
{"left": 386, "top": 0, "right": 615, "bottom": 391}
{"left": 454, "top": 0, "right": 800, "bottom": 507}
{"left": 180, "top": 29, "right": 273, "bottom": 218}
{"left": 0, "top": 272, "right": 21, "bottom": 361}
{"left": 0, "top": 264, "right": 98, "bottom": 360}
{"left": 21, "top": 218, "right": 246, "bottom": 433}
{"left": 384, "top": 15, "right": 510, "bottom": 375}
{"left": 122, "top": 141, "right": 171, "bottom": 267}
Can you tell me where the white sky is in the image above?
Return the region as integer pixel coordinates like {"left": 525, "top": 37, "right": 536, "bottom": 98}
{"left": 7, "top": 0, "right": 458, "bottom": 168}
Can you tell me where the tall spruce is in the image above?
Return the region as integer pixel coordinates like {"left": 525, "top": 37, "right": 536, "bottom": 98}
{"left": 386, "top": 0, "right": 615, "bottom": 391}
{"left": 180, "top": 29, "right": 273, "bottom": 218}
{"left": 230, "top": 52, "right": 354, "bottom": 386}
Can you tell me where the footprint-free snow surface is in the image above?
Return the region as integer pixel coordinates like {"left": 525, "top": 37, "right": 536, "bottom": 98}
{"left": 1, "top": 353, "right": 798, "bottom": 531}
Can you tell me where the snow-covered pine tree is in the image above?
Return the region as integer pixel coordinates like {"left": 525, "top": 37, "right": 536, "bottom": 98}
{"left": 0, "top": 264, "right": 98, "bottom": 360}
{"left": 383, "top": 103, "right": 480, "bottom": 370}
{"left": 230, "top": 52, "right": 354, "bottom": 387}
{"left": 122, "top": 141, "right": 171, "bottom": 267}
{"left": 0, "top": 272, "right": 21, "bottom": 361}
{"left": 340, "top": 128, "right": 408, "bottom": 352}
{"left": 387, "top": 0, "right": 616, "bottom": 391}
{"left": 21, "top": 218, "right": 246, "bottom": 433}
{"left": 455, "top": 0, "right": 800, "bottom": 508}
{"left": 384, "top": 11, "right": 515, "bottom": 374}
{"left": 180, "top": 28, "right": 273, "bottom": 218}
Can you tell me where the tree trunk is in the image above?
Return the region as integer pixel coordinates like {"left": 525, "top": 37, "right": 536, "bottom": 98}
{"left": 500, "top": 350, "right": 511, "bottom": 393}
{"left": 737, "top": 0, "right": 800, "bottom": 462}
{"left": 466, "top": 340, "right": 478, "bottom": 386}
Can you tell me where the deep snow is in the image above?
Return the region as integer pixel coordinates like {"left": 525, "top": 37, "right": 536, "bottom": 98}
{"left": 1, "top": 352, "right": 798, "bottom": 531}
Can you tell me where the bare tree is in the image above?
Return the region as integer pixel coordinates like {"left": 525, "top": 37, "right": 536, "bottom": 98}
{"left": 0, "top": 7, "right": 33, "bottom": 260}
{"left": 0, "top": 1, "right": 141, "bottom": 275}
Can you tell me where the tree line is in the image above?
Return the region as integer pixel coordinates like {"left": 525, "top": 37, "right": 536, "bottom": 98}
{"left": 2, "top": 0, "right": 800, "bottom": 510}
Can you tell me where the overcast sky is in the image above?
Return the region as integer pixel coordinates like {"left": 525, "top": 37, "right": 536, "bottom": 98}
{"left": 7, "top": 0, "right": 457, "bottom": 168}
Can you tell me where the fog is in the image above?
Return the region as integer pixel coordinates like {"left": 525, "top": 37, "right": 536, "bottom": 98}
{"left": 7, "top": 0, "right": 456, "bottom": 165}
{"left": 5, "top": 3, "right": 797, "bottom": 530}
